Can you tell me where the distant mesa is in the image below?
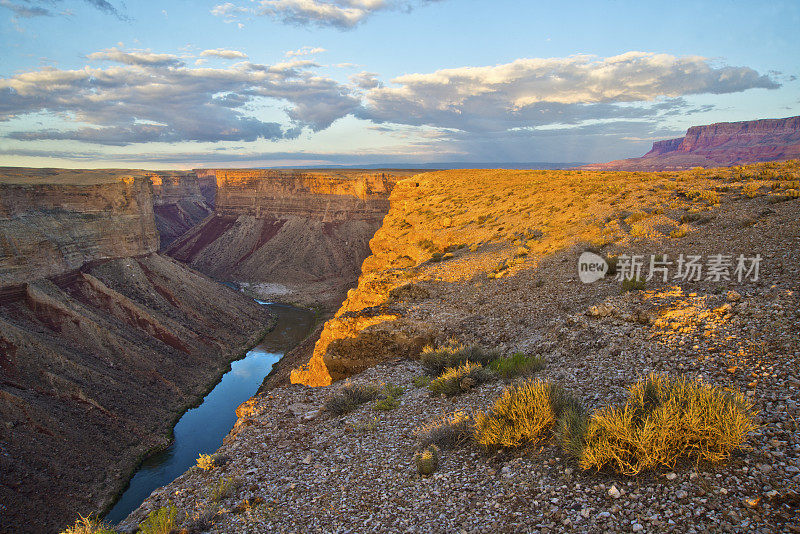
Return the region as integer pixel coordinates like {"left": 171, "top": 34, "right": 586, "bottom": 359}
{"left": 580, "top": 115, "right": 800, "bottom": 171}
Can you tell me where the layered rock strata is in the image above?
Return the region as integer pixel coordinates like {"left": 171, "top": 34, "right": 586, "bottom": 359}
{"left": 581, "top": 115, "right": 800, "bottom": 171}
{"left": 149, "top": 172, "right": 213, "bottom": 249}
{"left": 167, "top": 170, "right": 410, "bottom": 308}
{"left": 0, "top": 168, "right": 272, "bottom": 533}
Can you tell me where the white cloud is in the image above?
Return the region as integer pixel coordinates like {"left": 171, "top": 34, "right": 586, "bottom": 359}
{"left": 285, "top": 46, "right": 326, "bottom": 57}
{"left": 200, "top": 48, "right": 249, "bottom": 59}
{"left": 212, "top": 0, "right": 442, "bottom": 30}
{"left": 1, "top": 48, "right": 360, "bottom": 145}
{"left": 359, "top": 52, "right": 779, "bottom": 132}
{"left": 87, "top": 47, "right": 182, "bottom": 66}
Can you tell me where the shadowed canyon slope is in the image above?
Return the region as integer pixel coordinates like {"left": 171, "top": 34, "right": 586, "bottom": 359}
{"left": 581, "top": 116, "right": 800, "bottom": 171}
{"left": 0, "top": 168, "right": 272, "bottom": 534}
{"left": 166, "top": 169, "right": 417, "bottom": 308}
{"left": 150, "top": 172, "right": 214, "bottom": 249}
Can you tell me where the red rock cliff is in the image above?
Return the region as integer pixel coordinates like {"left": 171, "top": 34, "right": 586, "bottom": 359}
{"left": 582, "top": 115, "right": 800, "bottom": 171}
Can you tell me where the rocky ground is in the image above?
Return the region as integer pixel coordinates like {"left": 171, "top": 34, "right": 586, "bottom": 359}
{"left": 119, "top": 162, "right": 800, "bottom": 533}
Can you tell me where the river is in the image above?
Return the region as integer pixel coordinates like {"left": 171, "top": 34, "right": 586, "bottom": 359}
{"left": 105, "top": 302, "right": 314, "bottom": 524}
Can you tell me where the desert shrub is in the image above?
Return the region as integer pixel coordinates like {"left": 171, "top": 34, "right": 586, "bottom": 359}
{"left": 489, "top": 352, "right": 545, "bottom": 378}
{"left": 605, "top": 255, "right": 619, "bottom": 277}
{"left": 138, "top": 506, "right": 177, "bottom": 534}
{"left": 324, "top": 382, "right": 381, "bottom": 415}
{"left": 429, "top": 362, "right": 492, "bottom": 396}
{"left": 209, "top": 477, "right": 242, "bottom": 503}
{"left": 417, "top": 238, "right": 437, "bottom": 253}
{"left": 625, "top": 212, "right": 649, "bottom": 224}
{"left": 679, "top": 212, "right": 714, "bottom": 225}
{"left": 742, "top": 182, "right": 761, "bottom": 198}
{"left": 383, "top": 383, "right": 405, "bottom": 398}
{"left": 196, "top": 453, "right": 214, "bottom": 471}
{"left": 768, "top": 189, "right": 800, "bottom": 203}
{"left": 416, "top": 411, "right": 473, "bottom": 449}
{"left": 373, "top": 396, "right": 400, "bottom": 411}
{"left": 580, "top": 374, "right": 757, "bottom": 475}
{"left": 621, "top": 277, "right": 646, "bottom": 292}
{"left": 196, "top": 452, "right": 230, "bottom": 471}
{"left": 414, "top": 445, "right": 440, "bottom": 475}
{"left": 557, "top": 405, "right": 590, "bottom": 459}
{"left": 419, "top": 341, "right": 500, "bottom": 376}
{"left": 670, "top": 225, "right": 689, "bottom": 238}
{"left": 373, "top": 383, "right": 405, "bottom": 410}
{"left": 60, "top": 515, "right": 117, "bottom": 534}
{"left": 698, "top": 190, "right": 721, "bottom": 205}
{"left": 413, "top": 375, "right": 432, "bottom": 388}
{"left": 474, "top": 379, "right": 562, "bottom": 449}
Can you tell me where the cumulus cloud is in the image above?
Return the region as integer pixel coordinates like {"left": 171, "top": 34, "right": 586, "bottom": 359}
{"left": 0, "top": 48, "right": 360, "bottom": 145}
{"left": 200, "top": 48, "right": 249, "bottom": 59}
{"left": 359, "top": 52, "right": 780, "bottom": 132}
{"left": 0, "top": 49, "right": 780, "bottom": 159}
{"left": 212, "top": 0, "right": 442, "bottom": 30}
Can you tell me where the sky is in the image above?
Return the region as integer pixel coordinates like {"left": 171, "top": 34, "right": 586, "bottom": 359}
{"left": 0, "top": 0, "right": 798, "bottom": 169}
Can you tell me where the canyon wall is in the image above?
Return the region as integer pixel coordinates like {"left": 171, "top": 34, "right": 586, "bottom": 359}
{"left": 581, "top": 115, "right": 800, "bottom": 171}
{"left": 167, "top": 169, "right": 412, "bottom": 309}
{"left": 0, "top": 168, "right": 272, "bottom": 533}
{"left": 149, "top": 172, "right": 213, "bottom": 249}
{"left": 0, "top": 168, "right": 159, "bottom": 284}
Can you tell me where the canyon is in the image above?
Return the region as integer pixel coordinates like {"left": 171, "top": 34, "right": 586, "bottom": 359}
{"left": 120, "top": 160, "right": 800, "bottom": 533}
{"left": 4, "top": 116, "right": 800, "bottom": 533}
{"left": 149, "top": 172, "right": 214, "bottom": 249}
{"left": 166, "top": 169, "right": 414, "bottom": 309}
{"left": 0, "top": 168, "right": 272, "bottom": 534}
{"left": 581, "top": 115, "right": 800, "bottom": 171}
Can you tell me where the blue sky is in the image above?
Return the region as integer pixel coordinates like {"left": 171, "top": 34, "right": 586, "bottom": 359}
{"left": 0, "top": 0, "right": 798, "bottom": 168}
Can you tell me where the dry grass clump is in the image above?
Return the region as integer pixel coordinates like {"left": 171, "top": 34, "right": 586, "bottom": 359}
{"left": 209, "top": 477, "right": 243, "bottom": 503}
{"left": 429, "top": 361, "right": 492, "bottom": 396}
{"left": 579, "top": 374, "right": 757, "bottom": 475}
{"left": 474, "top": 379, "right": 577, "bottom": 449}
{"left": 60, "top": 515, "right": 117, "bottom": 534}
{"left": 414, "top": 445, "right": 440, "bottom": 475}
{"left": 324, "top": 382, "right": 381, "bottom": 415}
{"left": 196, "top": 452, "right": 230, "bottom": 471}
{"left": 138, "top": 505, "right": 177, "bottom": 534}
{"left": 488, "top": 352, "right": 545, "bottom": 378}
{"left": 419, "top": 340, "right": 500, "bottom": 376}
{"left": 416, "top": 411, "right": 473, "bottom": 449}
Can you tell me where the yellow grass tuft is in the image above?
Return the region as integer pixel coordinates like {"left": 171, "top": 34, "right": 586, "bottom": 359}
{"left": 59, "top": 515, "right": 116, "bottom": 534}
{"left": 579, "top": 374, "right": 757, "bottom": 475}
{"left": 473, "top": 379, "right": 559, "bottom": 449}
